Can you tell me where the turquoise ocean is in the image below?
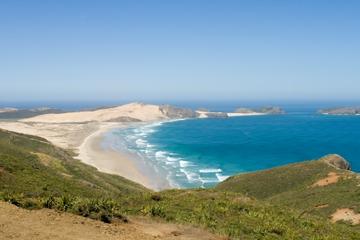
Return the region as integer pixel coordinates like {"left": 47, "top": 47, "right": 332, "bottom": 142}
{"left": 106, "top": 103, "right": 360, "bottom": 188}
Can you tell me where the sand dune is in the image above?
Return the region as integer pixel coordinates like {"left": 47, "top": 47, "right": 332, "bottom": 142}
{"left": 21, "top": 103, "right": 168, "bottom": 123}
{"left": 0, "top": 121, "right": 105, "bottom": 149}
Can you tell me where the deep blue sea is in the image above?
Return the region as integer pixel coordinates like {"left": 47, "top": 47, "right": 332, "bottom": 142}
{"left": 111, "top": 103, "right": 360, "bottom": 188}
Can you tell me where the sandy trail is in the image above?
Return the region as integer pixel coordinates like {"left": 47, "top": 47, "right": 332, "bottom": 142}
{"left": 0, "top": 202, "right": 222, "bottom": 240}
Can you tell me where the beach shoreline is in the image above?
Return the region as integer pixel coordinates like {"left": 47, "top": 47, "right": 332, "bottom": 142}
{"left": 76, "top": 122, "right": 171, "bottom": 191}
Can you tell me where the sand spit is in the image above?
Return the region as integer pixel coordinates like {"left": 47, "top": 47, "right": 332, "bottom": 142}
{"left": 21, "top": 102, "right": 168, "bottom": 123}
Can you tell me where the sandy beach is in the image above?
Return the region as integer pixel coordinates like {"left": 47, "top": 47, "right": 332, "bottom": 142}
{"left": 77, "top": 123, "right": 171, "bottom": 190}
{"left": 0, "top": 120, "right": 171, "bottom": 190}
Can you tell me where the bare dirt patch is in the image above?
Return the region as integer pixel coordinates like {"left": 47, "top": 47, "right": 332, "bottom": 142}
{"left": 0, "top": 201, "right": 223, "bottom": 240}
{"left": 130, "top": 216, "right": 224, "bottom": 240}
{"left": 331, "top": 208, "right": 360, "bottom": 225}
{"left": 312, "top": 172, "right": 340, "bottom": 187}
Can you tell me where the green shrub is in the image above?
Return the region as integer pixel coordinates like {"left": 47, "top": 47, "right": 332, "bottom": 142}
{"left": 142, "top": 204, "right": 166, "bottom": 218}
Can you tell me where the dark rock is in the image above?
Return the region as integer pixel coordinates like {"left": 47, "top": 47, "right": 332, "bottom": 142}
{"left": 203, "top": 112, "right": 229, "bottom": 118}
{"left": 320, "top": 154, "right": 351, "bottom": 170}
{"left": 234, "top": 106, "right": 284, "bottom": 115}
{"left": 159, "top": 105, "right": 198, "bottom": 118}
{"left": 257, "top": 107, "right": 284, "bottom": 114}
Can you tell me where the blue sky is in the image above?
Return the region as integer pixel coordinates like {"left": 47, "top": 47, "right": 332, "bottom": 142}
{"left": 1, "top": 0, "right": 359, "bottom": 102}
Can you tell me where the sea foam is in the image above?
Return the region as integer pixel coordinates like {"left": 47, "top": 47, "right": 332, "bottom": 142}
{"left": 199, "top": 168, "right": 222, "bottom": 173}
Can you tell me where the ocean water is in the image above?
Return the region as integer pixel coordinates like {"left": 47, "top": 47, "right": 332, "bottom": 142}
{"left": 110, "top": 109, "right": 360, "bottom": 189}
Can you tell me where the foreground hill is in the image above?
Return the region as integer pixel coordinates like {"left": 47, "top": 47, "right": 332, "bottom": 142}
{"left": 0, "top": 129, "right": 148, "bottom": 200}
{"left": 1, "top": 129, "right": 360, "bottom": 239}
{"left": 0, "top": 201, "right": 222, "bottom": 240}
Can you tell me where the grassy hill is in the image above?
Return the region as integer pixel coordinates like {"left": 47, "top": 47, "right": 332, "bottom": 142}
{"left": 1, "top": 128, "right": 360, "bottom": 239}
{"left": 217, "top": 155, "right": 360, "bottom": 223}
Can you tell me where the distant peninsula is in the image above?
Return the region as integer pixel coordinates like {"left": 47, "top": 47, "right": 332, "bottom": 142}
{"left": 196, "top": 106, "right": 284, "bottom": 118}
{"left": 319, "top": 107, "right": 360, "bottom": 115}
{"left": 0, "top": 107, "right": 63, "bottom": 119}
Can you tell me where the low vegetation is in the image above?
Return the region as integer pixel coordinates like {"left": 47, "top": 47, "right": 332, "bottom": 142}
{"left": 217, "top": 155, "right": 360, "bottom": 223}
{"left": 1, "top": 129, "right": 360, "bottom": 239}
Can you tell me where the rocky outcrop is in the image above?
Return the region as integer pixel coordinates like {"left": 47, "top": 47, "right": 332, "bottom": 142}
{"left": 159, "top": 105, "right": 198, "bottom": 119}
{"left": 234, "top": 108, "right": 256, "bottom": 114}
{"left": 257, "top": 107, "right": 284, "bottom": 114}
{"left": 233, "top": 106, "right": 284, "bottom": 115}
{"left": 320, "top": 154, "right": 351, "bottom": 170}
{"left": 319, "top": 107, "right": 360, "bottom": 115}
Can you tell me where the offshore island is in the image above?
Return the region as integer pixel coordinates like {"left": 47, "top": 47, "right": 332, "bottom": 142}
{"left": 319, "top": 107, "right": 360, "bottom": 115}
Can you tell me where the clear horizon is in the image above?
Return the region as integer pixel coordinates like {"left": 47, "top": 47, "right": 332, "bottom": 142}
{"left": 1, "top": 1, "right": 359, "bottom": 102}
{"left": 2, "top": 99, "right": 360, "bottom": 112}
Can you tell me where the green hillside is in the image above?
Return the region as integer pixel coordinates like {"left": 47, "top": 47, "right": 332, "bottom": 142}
{"left": 217, "top": 155, "right": 360, "bottom": 221}
{"left": 1, "top": 128, "right": 360, "bottom": 239}
{"left": 0, "top": 129, "right": 148, "bottom": 198}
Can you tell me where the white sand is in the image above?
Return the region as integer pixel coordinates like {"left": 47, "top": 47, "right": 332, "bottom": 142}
{"left": 76, "top": 124, "right": 170, "bottom": 190}
{"left": 21, "top": 103, "right": 168, "bottom": 123}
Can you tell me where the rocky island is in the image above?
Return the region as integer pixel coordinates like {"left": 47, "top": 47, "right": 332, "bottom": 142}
{"left": 227, "top": 106, "right": 284, "bottom": 117}
{"left": 196, "top": 106, "right": 285, "bottom": 118}
{"left": 319, "top": 107, "right": 360, "bottom": 115}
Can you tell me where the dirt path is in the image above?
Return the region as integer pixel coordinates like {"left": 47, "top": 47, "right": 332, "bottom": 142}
{"left": 0, "top": 202, "right": 223, "bottom": 240}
